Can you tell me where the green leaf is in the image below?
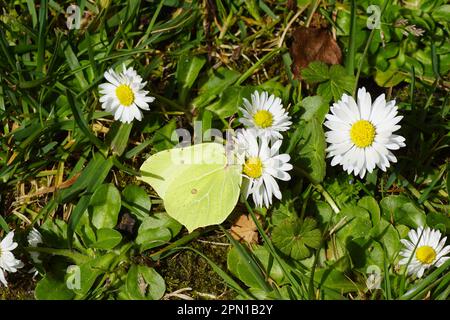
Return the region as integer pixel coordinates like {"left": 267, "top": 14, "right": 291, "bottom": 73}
{"left": 126, "top": 265, "right": 166, "bottom": 300}
{"left": 297, "top": 118, "right": 326, "bottom": 183}
{"left": 67, "top": 195, "right": 91, "bottom": 248}
{"left": 66, "top": 90, "right": 106, "bottom": 151}
{"left": 312, "top": 201, "right": 333, "bottom": 225}
{"left": 358, "top": 196, "right": 380, "bottom": 226}
{"left": 300, "top": 95, "right": 329, "bottom": 123}
{"left": 136, "top": 227, "right": 172, "bottom": 252}
{"left": 63, "top": 41, "right": 89, "bottom": 88}
{"left": 370, "top": 219, "right": 400, "bottom": 261}
{"left": 35, "top": 274, "right": 75, "bottom": 300}
{"left": 207, "top": 86, "right": 255, "bottom": 118}
{"left": 74, "top": 253, "right": 117, "bottom": 297}
{"left": 272, "top": 217, "right": 321, "bottom": 260}
{"left": 252, "top": 246, "right": 286, "bottom": 285}
{"left": 271, "top": 197, "right": 297, "bottom": 226}
{"left": 122, "top": 185, "right": 152, "bottom": 220}
{"left": 139, "top": 212, "right": 182, "bottom": 237}
{"left": 314, "top": 268, "right": 360, "bottom": 293}
{"left": 431, "top": 5, "right": 450, "bottom": 22}
{"left": 426, "top": 212, "right": 450, "bottom": 234}
{"left": 302, "top": 63, "right": 355, "bottom": 101}
{"left": 176, "top": 55, "right": 206, "bottom": 105}
{"left": 59, "top": 154, "right": 113, "bottom": 203}
{"left": 0, "top": 215, "right": 10, "bottom": 232}
{"left": 90, "top": 228, "right": 122, "bottom": 250}
{"left": 40, "top": 219, "right": 69, "bottom": 249}
{"left": 447, "top": 163, "right": 450, "bottom": 203}
{"left": 301, "top": 61, "right": 330, "bottom": 83}
{"left": 374, "top": 64, "right": 407, "bottom": 87}
{"left": 192, "top": 67, "right": 241, "bottom": 109}
{"left": 227, "top": 245, "right": 271, "bottom": 290}
{"left": 332, "top": 206, "right": 372, "bottom": 243}
{"left": 89, "top": 184, "right": 122, "bottom": 229}
{"left": 151, "top": 119, "right": 177, "bottom": 152}
{"left": 107, "top": 122, "right": 133, "bottom": 156}
{"left": 329, "top": 65, "right": 355, "bottom": 99}
{"left": 380, "top": 195, "right": 426, "bottom": 228}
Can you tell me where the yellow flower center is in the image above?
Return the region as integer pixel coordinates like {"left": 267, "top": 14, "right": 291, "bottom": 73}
{"left": 350, "top": 120, "right": 376, "bottom": 148}
{"left": 115, "top": 84, "right": 135, "bottom": 106}
{"left": 243, "top": 157, "right": 263, "bottom": 179}
{"left": 416, "top": 246, "right": 436, "bottom": 264}
{"left": 253, "top": 110, "right": 273, "bottom": 128}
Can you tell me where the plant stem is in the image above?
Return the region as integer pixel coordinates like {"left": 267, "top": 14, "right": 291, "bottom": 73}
{"left": 294, "top": 165, "right": 340, "bottom": 213}
{"left": 148, "top": 227, "right": 214, "bottom": 260}
{"left": 353, "top": 0, "right": 391, "bottom": 96}
{"left": 236, "top": 47, "right": 285, "bottom": 85}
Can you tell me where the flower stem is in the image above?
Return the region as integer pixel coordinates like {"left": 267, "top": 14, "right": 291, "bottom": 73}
{"left": 294, "top": 165, "right": 340, "bottom": 213}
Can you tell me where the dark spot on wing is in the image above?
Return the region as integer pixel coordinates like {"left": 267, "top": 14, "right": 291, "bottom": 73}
{"left": 191, "top": 188, "right": 198, "bottom": 194}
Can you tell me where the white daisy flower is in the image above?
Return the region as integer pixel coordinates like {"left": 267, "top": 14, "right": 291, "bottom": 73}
{"left": 239, "top": 90, "right": 292, "bottom": 140}
{"left": 98, "top": 64, "right": 155, "bottom": 123}
{"left": 27, "top": 228, "right": 43, "bottom": 264}
{"left": 324, "top": 87, "right": 406, "bottom": 178}
{"left": 399, "top": 226, "right": 450, "bottom": 278}
{"left": 0, "top": 231, "right": 24, "bottom": 287}
{"left": 235, "top": 129, "right": 293, "bottom": 208}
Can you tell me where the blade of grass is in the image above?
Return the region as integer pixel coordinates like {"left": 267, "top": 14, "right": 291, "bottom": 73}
{"left": 67, "top": 194, "right": 91, "bottom": 249}
{"left": 37, "top": 0, "right": 48, "bottom": 75}
{"left": 381, "top": 243, "right": 392, "bottom": 300}
{"left": 399, "top": 256, "right": 450, "bottom": 300}
{"left": 0, "top": 215, "right": 10, "bottom": 232}
{"left": 235, "top": 47, "right": 284, "bottom": 85}
{"left": 63, "top": 42, "right": 89, "bottom": 89}
{"left": 26, "top": 0, "right": 38, "bottom": 28}
{"left": 66, "top": 90, "right": 106, "bottom": 152}
{"left": 345, "top": 0, "right": 356, "bottom": 76}
{"left": 418, "top": 165, "right": 446, "bottom": 204}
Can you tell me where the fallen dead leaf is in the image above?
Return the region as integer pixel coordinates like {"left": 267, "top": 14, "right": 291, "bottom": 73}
{"left": 230, "top": 213, "right": 261, "bottom": 245}
{"left": 290, "top": 26, "right": 342, "bottom": 79}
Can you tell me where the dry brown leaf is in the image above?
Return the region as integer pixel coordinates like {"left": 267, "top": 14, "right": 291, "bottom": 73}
{"left": 290, "top": 26, "right": 342, "bottom": 79}
{"left": 230, "top": 213, "right": 260, "bottom": 245}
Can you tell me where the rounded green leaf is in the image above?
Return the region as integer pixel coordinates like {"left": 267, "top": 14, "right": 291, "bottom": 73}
{"left": 35, "top": 275, "right": 75, "bottom": 300}
{"left": 271, "top": 198, "right": 297, "bottom": 226}
{"left": 135, "top": 227, "right": 172, "bottom": 252}
{"left": 272, "top": 217, "right": 322, "bottom": 260}
{"left": 74, "top": 253, "right": 117, "bottom": 297}
{"left": 122, "top": 184, "right": 152, "bottom": 220}
{"left": 369, "top": 219, "right": 400, "bottom": 262}
{"left": 332, "top": 206, "right": 372, "bottom": 243}
{"left": 227, "top": 246, "right": 268, "bottom": 290}
{"left": 358, "top": 196, "right": 380, "bottom": 226}
{"left": 252, "top": 246, "right": 285, "bottom": 285}
{"left": 90, "top": 228, "right": 123, "bottom": 250}
{"left": 90, "top": 184, "right": 121, "bottom": 229}
{"left": 380, "top": 195, "right": 426, "bottom": 228}
{"left": 126, "top": 265, "right": 166, "bottom": 300}
{"left": 139, "top": 212, "right": 182, "bottom": 237}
